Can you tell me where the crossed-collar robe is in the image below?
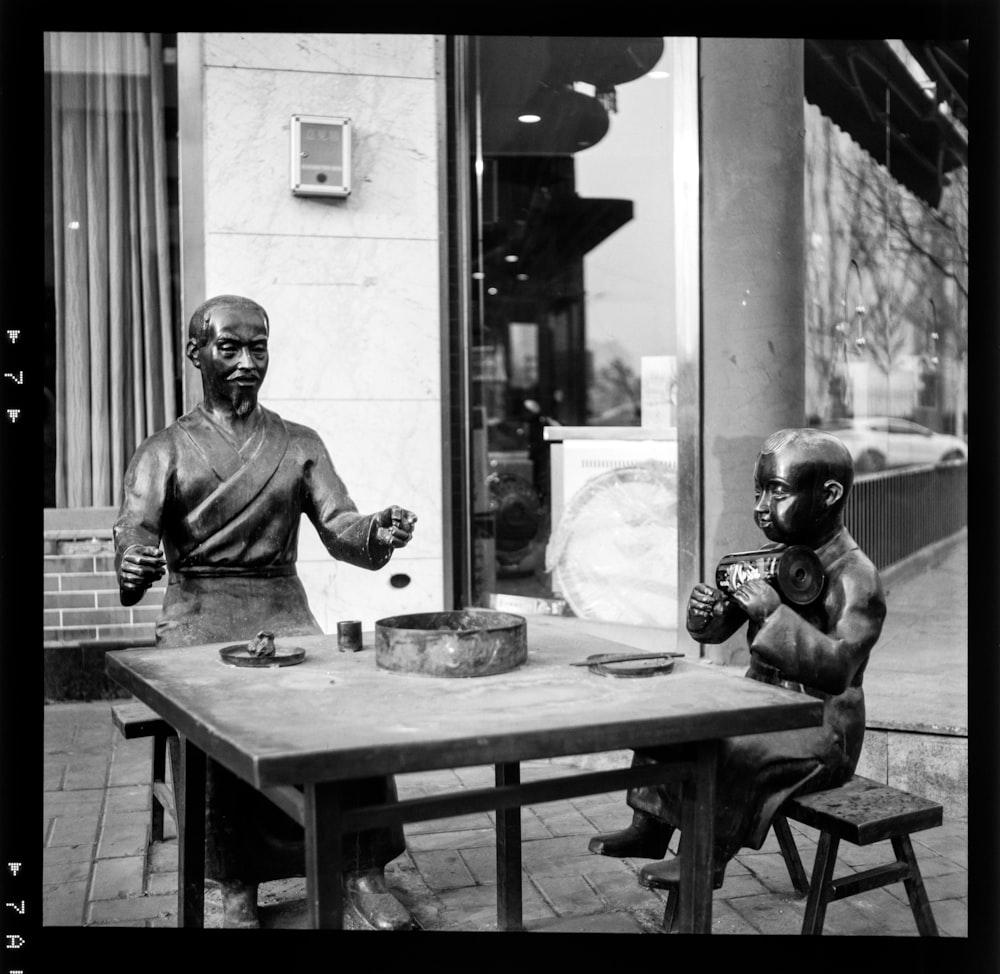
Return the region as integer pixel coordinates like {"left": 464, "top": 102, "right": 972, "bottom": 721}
{"left": 114, "top": 402, "right": 405, "bottom": 883}
{"left": 627, "top": 526, "right": 886, "bottom": 868}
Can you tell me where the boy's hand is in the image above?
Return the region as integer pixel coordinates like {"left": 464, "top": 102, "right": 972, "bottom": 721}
{"left": 687, "top": 583, "right": 727, "bottom": 630}
{"left": 730, "top": 578, "right": 781, "bottom": 624}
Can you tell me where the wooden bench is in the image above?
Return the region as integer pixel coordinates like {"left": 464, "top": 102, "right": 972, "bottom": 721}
{"left": 111, "top": 701, "right": 178, "bottom": 842}
{"left": 643, "top": 775, "right": 943, "bottom": 935}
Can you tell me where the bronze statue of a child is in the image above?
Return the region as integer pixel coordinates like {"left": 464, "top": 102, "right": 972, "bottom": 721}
{"left": 589, "top": 427, "right": 886, "bottom": 890}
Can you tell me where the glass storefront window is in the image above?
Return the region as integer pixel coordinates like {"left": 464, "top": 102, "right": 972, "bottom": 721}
{"left": 455, "top": 36, "right": 688, "bottom": 628}
{"left": 803, "top": 42, "right": 968, "bottom": 474}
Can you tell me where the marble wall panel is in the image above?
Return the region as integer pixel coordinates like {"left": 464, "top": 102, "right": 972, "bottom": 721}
{"left": 203, "top": 33, "right": 437, "bottom": 79}
{"left": 855, "top": 730, "right": 889, "bottom": 784}
{"left": 203, "top": 67, "right": 439, "bottom": 239}
{"left": 887, "top": 732, "right": 967, "bottom": 820}
{"left": 203, "top": 234, "right": 440, "bottom": 402}
{"left": 296, "top": 552, "right": 444, "bottom": 633}
{"left": 273, "top": 398, "right": 444, "bottom": 556}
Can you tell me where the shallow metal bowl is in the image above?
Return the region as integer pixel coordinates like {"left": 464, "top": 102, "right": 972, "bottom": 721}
{"left": 374, "top": 609, "right": 527, "bottom": 678}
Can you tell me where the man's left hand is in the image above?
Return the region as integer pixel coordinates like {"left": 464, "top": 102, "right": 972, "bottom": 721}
{"left": 730, "top": 578, "right": 781, "bottom": 624}
{"left": 375, "top": 506, "right": 417, "bottom": 548}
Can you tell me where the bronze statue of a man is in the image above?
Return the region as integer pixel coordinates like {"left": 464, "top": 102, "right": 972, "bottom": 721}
{"left": 589, "top": 427, "right": 886, "bottom": 889}
{"left": 114, "top": 294, "right": 417, "bottom": 929}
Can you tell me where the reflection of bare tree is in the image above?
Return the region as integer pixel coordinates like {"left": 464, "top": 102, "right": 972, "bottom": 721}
{"left": 804, "top": 103, "right": 967, "bottom": 429}
{"left": 589, "top": 357, "right": 640, "bottom": 423}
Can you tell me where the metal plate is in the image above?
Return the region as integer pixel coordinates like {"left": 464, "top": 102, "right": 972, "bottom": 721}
{"left": 584, "top": 653, "right": 675, "bottom": 678}
{"left": 219, "top": 644, "right": 306, "bottom": 668}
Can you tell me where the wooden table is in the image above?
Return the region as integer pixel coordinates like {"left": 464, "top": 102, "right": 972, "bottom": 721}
{"left": 105, "top": 616, "right": 822, "bottom": 933}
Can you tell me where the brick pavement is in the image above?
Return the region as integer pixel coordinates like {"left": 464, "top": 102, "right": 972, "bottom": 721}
{"left": 43, "top": 700, "right": 968, "bottom": 936}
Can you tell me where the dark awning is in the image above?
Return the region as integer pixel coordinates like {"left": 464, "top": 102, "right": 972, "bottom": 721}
{"left": 804, "top": 39, "right": 968, "bottom": 209}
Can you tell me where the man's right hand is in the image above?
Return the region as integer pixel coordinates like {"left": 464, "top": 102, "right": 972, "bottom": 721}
{"left": 119, "top": 544, "right": 166, "bottom": 592}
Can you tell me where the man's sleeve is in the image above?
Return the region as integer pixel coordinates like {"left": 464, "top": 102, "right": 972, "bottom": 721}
{"left": 303, "top": 436, "right": 393, "bottom": 571}
{"left": 749, "top": 558, "right": 886, "bottom": 695}
{"left": 113, "top": 438, "right": 170, "bottom": 594}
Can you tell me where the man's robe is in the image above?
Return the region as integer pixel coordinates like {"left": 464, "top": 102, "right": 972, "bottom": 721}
{"left": 114, "top": 403, "right": 405, "bottom": 882}
{"left": 628, "top": 527, "right": 886, "bottom": 866}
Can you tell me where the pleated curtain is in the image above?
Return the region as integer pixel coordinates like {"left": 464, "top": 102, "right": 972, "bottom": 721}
{"left": 48, "top": 32, "right": 177, "bottom": 508}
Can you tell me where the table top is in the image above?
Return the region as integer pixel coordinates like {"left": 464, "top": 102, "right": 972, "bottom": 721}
{"left": 105, "top": 616, "right": 822, "bottom": 789}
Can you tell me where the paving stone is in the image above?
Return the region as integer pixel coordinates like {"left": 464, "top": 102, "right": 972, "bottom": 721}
{"left": 104, "top": 785, "right": 152, "bottom": 814}
{"left": 726, "top": 891, "right": 806, "bottom": 935}
{"left": 520, "top": 834, "right": 597, "bottom": 866}
{"left": 586, "top": 869, "right": 664, "bottom": 913}
{"left": 44, "top": 843, "right": 95, "bottom": 865}
{"left": 410, "top": 848, "right": 476, "bottom": 890}
{"left": 530, "top": 804, "right": 595, "bottom": 836}
{"left": 404, "top": 826, "right": 495, "bottom": 853}
{"left": 88, "top": 893, "right": 177, "bottom": 924}
{"left": 145, "top": 871, "right": 178, "bottom": 896}
{"left": 483, "top": 808, "right": 552, "bottom": 841}
{"left": 708, "top": 897, "right": 764, "bottom": 935}
{"left": 42, "top": 880, "right": 89, "bottom": 926}
{"left": 831, "top": 886, "right": 925, "bottom": 936}
{"left": 433, "top": 881, "right": 553, "bottom": 930}
{"left": 96, "top": 818, "right": 148, "bottom": 860}
{"left": 528, "top": 911, "right": 645, "bottom": 933}
{"left": 529, "top": 873, "right": 605, "bottom": 916}
{"left": 91, "top": 856, "right": 145, "bottom": 900}
{"left": 922, "top": 869, "right": 968, "bottom": 901}
{"left": 147, "top": 840, "right": 178, "bottom": 872}
{"left": 63, "top": 763, "right": 109, "bottom": 791}
{"left": 716, "top": 870, "right": 770, "bottom": 899}
{"left": 928, "top": 895, "right": 968, "bottom": 937}
{"left": 42, "top": 858, "right": 91, "bottom": 886}
{"left": 47, "top": 816, "right": 102, "bottom": 848}
{"left": 43, "top": 788, "right": 104, "bottom": 810}
{"left": 405, "top": 811, "right": 493, "bottom": 834}
{"left": 458, "top": 844, "right": 497, "bottom": 885}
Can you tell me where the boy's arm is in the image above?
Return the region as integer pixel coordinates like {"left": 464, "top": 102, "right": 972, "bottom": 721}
{"left": 686, "top": 583, "right": 747, "bottom": 643}
{"left": 748, "top": 562, "right": 886, "bottom": 695}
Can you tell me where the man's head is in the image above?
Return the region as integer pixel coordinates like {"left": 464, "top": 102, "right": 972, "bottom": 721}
{"left": 752, "top": 428, "right": 854, "bottom": 546}
{"left": 186, "top": 295, "right": 269, "bottom": 417}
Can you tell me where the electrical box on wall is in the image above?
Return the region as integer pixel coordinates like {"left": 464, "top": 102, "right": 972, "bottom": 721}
{"left": 290, "top": 115, "right": 351, "bottom": 197}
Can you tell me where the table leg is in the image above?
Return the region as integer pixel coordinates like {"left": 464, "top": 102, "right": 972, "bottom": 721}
{"left": 677, "top": 739, "right": 718, "bottom": 934}
{"left": 495, "top": 762, "right": 523, "bottom": 931}
{"left": 304, "top": 782, "right": 344, "bottom": 929}
{"left": 177, "top": 736, "right": 205, "bottom": 928}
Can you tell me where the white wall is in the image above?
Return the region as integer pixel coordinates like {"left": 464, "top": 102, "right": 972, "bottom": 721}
{"left": 195, "top": 33, "right": 445, "bottom": 630}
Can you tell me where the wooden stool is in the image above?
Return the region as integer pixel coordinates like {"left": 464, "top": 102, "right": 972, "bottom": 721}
{"left": 111, "top": 700, "right": 178, "bottom": 842}
{"left": 642, "top": 775, "right": 942, "bottom": 936}
{"left": 781, "top": 775, "right": 942, "bottom": 935}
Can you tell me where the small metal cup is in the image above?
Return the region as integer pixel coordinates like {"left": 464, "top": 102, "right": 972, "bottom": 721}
{"left": 337, "top": 619, "right": 363, "bottom": 653}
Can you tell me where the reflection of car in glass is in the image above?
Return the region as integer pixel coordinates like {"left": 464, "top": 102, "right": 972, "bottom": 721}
{"left": 819, "top": 417, "right": 968, "bottom": 472}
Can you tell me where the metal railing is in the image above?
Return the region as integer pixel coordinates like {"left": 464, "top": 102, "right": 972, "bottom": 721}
{"left": 844, "top": 460, "right": 967, "bottom": 570}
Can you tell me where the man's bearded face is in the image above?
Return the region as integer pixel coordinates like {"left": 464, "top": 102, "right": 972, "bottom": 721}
{"left": 197, "top": 306, "right": 269, "bottom": 415}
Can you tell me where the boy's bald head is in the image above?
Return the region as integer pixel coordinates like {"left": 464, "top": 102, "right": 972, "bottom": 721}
{"left": 759, "top": 428, "right": 854, "bottom": 515}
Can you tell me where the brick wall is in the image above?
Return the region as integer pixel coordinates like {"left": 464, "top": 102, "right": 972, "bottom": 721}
{"left": 43, "top": 507, "right": 164, "bottom": 646}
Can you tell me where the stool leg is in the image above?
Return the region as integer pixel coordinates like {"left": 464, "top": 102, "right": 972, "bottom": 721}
{"left": 151, "top": 733, "right": 167, "bottom": 842}
{"left": 801, "top": 831, "right": 839, "bottom": 935}
{"left": 773, "top": 814, "right": 810, "bottom": 897}
{"left": 891, "top": 834, "right": 939, "bottom": 936}
{"left": 662, "top": 889, "right": 678, "bottom": 933}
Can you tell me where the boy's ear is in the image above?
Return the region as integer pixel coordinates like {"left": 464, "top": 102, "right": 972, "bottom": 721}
{"left": 821, "top": 479, "right": 844, "bottom": 509}
{"left": 185, "top": 340, "right": 202, "bottom": 369}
